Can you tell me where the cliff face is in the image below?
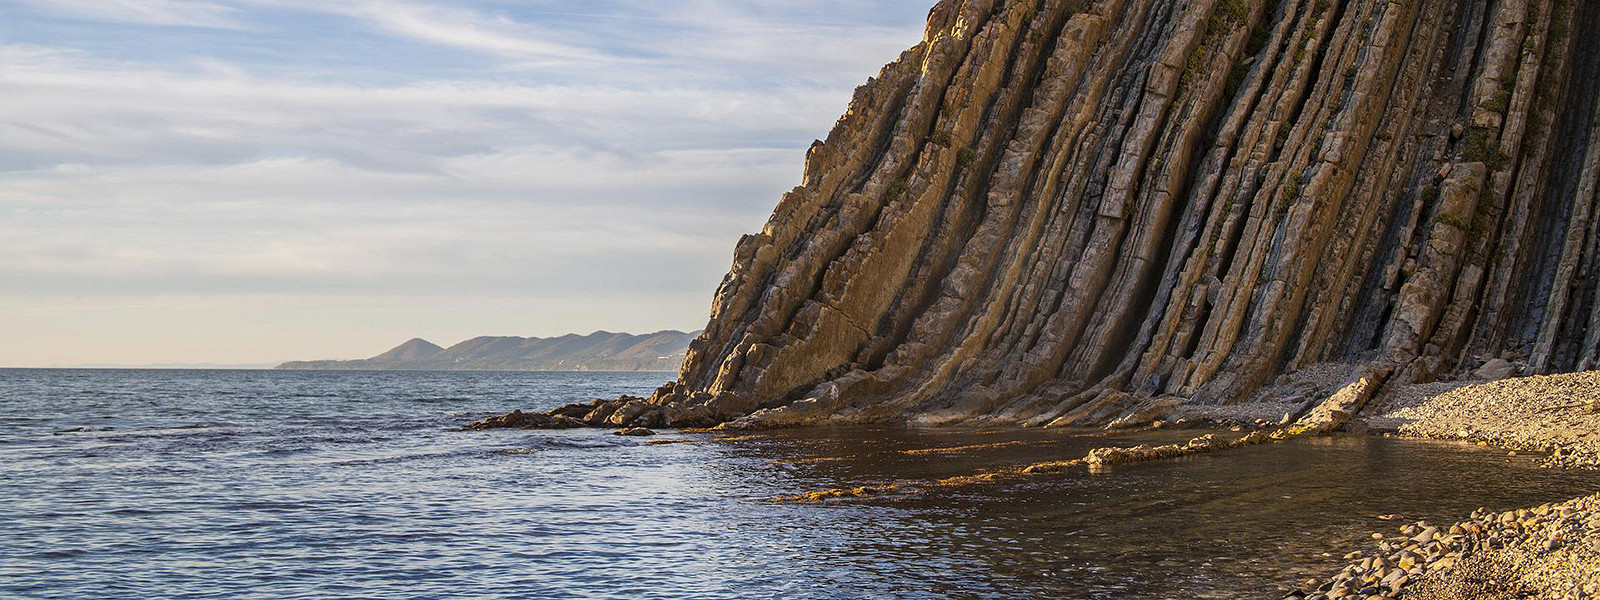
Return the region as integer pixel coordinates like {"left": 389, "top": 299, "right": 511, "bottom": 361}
{"left": 562, "top": 0, "right": 1600, "bottom": 429}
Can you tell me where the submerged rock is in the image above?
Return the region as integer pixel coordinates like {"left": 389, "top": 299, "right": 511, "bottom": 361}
{"left": 613, "top": 427, "right": 656, "bottom": 437}
{"left": 464, "top": 410, "right": 587, "bottom": 431}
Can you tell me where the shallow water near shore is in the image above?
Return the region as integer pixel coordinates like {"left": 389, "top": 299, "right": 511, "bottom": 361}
{"left": 3, "top": 369, "right": 1598, "bottom": 599}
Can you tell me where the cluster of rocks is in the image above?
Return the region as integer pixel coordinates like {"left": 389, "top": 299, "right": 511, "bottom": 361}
{"left": 776, "top": 419, "right": 1311, "bottom": 501}
{"left": 771, "top": 485, "right": 900, "bottom": 504}
{"left": 1373, "top": 371, "right": 1600, "bottom": 469}
{"left": 1143, "top": 415, "right": 1289, "bottom": 431}
{"left": 464, "top": 409, "right": 656, "bottom": 437}
{"left": 1081, "top": 433, "right": 1234, "bottom": 468}
{"left": 774, "top": 376, "right": 1382, "bottom": 500}
{"left": 462, "top": 409, "right": 587, "bottom": 430}
{"left": 1296, "top": 494, "right": 1600, "bottom": 600}
{"left": 1072, "top": 374, "right": 1384, "bottom": 468}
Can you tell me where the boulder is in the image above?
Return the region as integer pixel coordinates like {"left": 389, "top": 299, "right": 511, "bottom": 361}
{"left": 465, "top": 409, "right": 588, "bottom": 430}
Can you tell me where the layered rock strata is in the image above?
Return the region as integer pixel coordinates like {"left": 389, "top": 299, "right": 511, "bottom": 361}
{"left": 550, "top": 0, "right": 1600, "bottom": 429}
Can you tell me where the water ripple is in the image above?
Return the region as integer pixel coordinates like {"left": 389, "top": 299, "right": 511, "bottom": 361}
{"left": 2, "top": 369, "right": 1598, "bottom": 600}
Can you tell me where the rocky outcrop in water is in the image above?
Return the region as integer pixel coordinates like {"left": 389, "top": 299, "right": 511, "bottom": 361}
{"left": 464, "top": 409, "right": 589, "bottom": 430}
{"left": 536, "top": 0, "right": 1600, "bottom": 429}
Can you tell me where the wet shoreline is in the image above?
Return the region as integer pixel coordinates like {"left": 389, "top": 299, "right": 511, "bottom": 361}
{"left": 688, "top": 369, "right": 1600, "bottom": 599}
{"left": 673, "top": 421, "right": 1599, "bottom": 597}
{"left": 8, "top": 368, "right": 1596, "bottom": 599}
{"left": 1299, "top": 372, "right": 1600, "bottom": 598}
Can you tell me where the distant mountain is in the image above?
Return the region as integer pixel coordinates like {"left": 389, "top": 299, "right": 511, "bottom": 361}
{"left": 276, "top": 330, "right": 696, "bottom": 372}
{"left": 371, "top": 338, "right": 444, "bottom": 362}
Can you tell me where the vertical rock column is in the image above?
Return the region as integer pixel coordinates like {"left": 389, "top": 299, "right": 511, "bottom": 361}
{"left": 556, "top": 0, "right": 1600, "bottom": 429}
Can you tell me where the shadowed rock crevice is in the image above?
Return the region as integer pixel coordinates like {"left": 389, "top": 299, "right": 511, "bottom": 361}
{"left": 530, "top": 0, "right": 1600, "bottom": 430}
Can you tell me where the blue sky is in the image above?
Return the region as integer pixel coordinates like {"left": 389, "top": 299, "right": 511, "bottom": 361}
{"left": 0, "top": 0, "right": 931, "bottom": 366}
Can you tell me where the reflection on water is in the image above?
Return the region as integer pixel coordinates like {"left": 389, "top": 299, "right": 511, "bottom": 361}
{"left": 1, "top": 369, "right": 1596, "bottom": 599}
{"left": 718, "top": 427, "right": 1600, "bottom": 599}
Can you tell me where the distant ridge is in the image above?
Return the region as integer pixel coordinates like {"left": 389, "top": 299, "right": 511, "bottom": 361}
{"left": 276, "top": 330, "right": 696, "bottom": 372}
{"left": 371, "top": 338, "right": 444, "bottom": 362}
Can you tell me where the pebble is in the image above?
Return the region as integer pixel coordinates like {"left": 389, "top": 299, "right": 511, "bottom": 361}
{"left": 1378, "top": 370, "right": 1600, "bottom": 470}
{"left": 1302, "top": 494, "right": 1600, "bottom": 600}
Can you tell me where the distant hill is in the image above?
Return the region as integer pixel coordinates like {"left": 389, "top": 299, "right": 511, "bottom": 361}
{"left": 276, "top": 330, "right": 696, "bottom": 372}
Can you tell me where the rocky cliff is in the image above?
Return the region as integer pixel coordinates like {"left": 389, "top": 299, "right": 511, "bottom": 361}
{"left": 549, "top": 0, "right": 1600, "bottom": 429}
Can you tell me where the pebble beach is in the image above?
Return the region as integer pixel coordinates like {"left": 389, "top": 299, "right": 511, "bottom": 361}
{"left": 1373, "top": 371, "right": 1600, "bottom": 469}
{"left": 1306, "top": 371, "right": 1600, "bottom": 598}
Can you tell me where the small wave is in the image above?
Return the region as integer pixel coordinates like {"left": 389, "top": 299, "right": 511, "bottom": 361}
{"left": 53, "top": 426, "right": 115, "bottom": 435}
{"left": 28, "top": 548, "right": 87, "bottom": 559}
{"left": 100, "top": 423, "right": 239, "bottom": 437}
{"left": 316, "top": 448, "right": 483, "bottom": 467}
{"left": 106, "top": 507, "right": 165, "bottom": 516}
{"left": 225, "top": 500, "right": 313, "bottom": 511}
{"left": 169, "top": 422, "right": 232, "bottom": 430}
{"left": 539, "top": 438, "right": 629, "bottom": 450}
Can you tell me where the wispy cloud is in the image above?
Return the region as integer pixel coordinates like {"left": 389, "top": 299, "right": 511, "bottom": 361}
{"left": 0, "top": 0, "right": 930, "bottom": 364}
{"left": 307, "top": 0, "right": 605, "bottom": 62}
{"left": 11, "top": 0, "right": 245, "bottom": 28}
{"left": 0, "top": 43, "right": 845, "bottom": 169}
{"left": 0, "top": 43, "right": 815, "bottom": 300}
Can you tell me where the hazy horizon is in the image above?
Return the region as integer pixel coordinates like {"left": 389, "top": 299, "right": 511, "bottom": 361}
{"left": 21, "top": 327, "right": 703, "bottom": 369}
{"left": 0, "top": 0, "right": 930, "bottom": 367}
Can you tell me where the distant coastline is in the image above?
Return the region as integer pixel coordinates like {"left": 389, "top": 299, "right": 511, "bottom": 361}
{"left": 22, "top": 363, "right": 283, "bottom": 370}
{"left": 276, "top": 330, "right": 697, "bottom": 372}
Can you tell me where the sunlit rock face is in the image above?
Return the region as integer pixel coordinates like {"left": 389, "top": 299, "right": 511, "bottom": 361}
{"left": 576, "top": 0, "right": 1600, "bottom": 428}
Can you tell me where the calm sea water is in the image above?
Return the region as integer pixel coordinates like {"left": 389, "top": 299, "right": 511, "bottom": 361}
{"left": 3, "top": 369, "right": 1598, "bottom": 600}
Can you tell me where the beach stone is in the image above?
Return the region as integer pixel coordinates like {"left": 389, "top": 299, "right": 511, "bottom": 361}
{"left": 1412, "top": 527, "right": 1438, "bottom": 544}
{"left": 465, "top": 410, "right": 588, "bottom": 430}
{"left": 1471, "top": 359, "right": 1517, "bottom": 381}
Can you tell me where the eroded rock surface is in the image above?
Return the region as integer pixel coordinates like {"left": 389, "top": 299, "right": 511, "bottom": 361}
{"left": 464, "top": 409, "right": 588, "bottom": 430}
{"left": 538, "top": 0, "right": 1600, "bottom": 429}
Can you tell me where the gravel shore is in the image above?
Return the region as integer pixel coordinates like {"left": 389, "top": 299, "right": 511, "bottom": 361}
{"left": 1291, "top": 494, "right": 1600, "bottom": 600}
{"left": 1367, "top": 371, "right": 1600, "bottom": 469}
{"left": 1303, "top": 371, "right": 1600, "bottom": 598}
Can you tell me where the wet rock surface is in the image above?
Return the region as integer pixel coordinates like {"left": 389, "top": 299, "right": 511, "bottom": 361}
{"left": 463, "top": 409, "right": 588, "bottom": 431}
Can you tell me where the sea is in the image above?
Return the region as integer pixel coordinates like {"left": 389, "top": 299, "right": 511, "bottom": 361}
{"left": 3, "top": 368, "right": 1597, "bottom": 599}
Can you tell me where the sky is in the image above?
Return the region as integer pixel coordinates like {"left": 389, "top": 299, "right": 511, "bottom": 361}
{"left": 0, "top": 0, "right": 931, "bottom": 366}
